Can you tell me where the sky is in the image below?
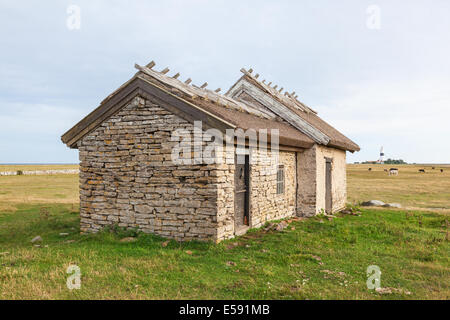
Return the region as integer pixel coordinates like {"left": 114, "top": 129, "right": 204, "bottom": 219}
{"left": 0, "top": 0, "right": 449, "bottom": 164}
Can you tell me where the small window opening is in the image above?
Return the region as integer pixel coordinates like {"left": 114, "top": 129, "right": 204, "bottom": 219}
{"left": 276, "top": 165, "right": 285, "bottom": 194}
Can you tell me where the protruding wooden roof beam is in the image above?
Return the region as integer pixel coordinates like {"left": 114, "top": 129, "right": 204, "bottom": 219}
{"left": 255, "top": 73, "right": 259, "bottom": 79}
{"left": 225, "top": 77, "right": 331, "bottom": 145}
{"left": 146, "top": 61, "right": 155, "bottom": 69}
{"left": 200, "top": 82, "right": 208, "bottom": 89}
{"left": 184, "top": 78, "right": 192, "bottom": 84}
{"left": 173, "top": 72, "right": 180, "bottom": 79}
{"left": 215, "top": 88, "right": 221, "bottom": 93}
{"left": 161, "top": 67, "right": 170, "bottom": 74}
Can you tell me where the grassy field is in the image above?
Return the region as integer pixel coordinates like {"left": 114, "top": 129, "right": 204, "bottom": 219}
{"left": 0, "top": 164, "right": 448, "bottom": 299}
{"left": 0, "top": 174, "right": 79, "bottom": 212}
{"left": 0, "top": 164, "right": 78, "bottom": 172}
{"left": 348, "top": 164, "right": 450, "bottom": 213}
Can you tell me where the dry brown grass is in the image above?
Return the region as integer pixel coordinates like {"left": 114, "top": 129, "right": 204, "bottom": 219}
{"left": 0, "top": 174, "right": 79, "bottom": 212}
{"left": 347, "top": 164, "right": 450, "bottom": 213}
{"left": 0, "top": 164, "right": 78, "bottom": 172}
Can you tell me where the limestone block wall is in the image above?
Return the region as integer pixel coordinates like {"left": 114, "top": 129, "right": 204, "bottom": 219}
{"left": 215, "top": 156, "right": 235, "bottom": 242}
{"left": 75, "top": 93, "right": 346, "bottom": 241}
{"left": 249, "top": 150, "right": 297, "bottom": 228}
{"left": 0, "top": 169, "right": 79, "bottom": 176}
{"left": 315, "top": 145, "right": 347, "bottom": 213}
{"left": 77, "top": 96, "right": 230, "bottom": 242}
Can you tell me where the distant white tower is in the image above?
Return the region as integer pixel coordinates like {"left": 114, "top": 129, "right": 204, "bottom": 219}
{"left": 378, "top": 146, "right": 384, "bottom": 164}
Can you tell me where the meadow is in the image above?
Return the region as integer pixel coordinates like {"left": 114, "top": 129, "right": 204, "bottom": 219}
{"left": 0, "top": 164, "right": 78, "bottom": 172}
{"left": 0, "top": 164, "right": 448, "bottom": 299}
{"left": 348, "top": 164, "right": 450, "bottom": 213}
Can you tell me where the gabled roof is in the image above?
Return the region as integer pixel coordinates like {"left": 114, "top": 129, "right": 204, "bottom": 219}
{"left": 61, "top": 63, "right": 315, "bottom": 149}
{"left": 62, "top": 61, "right": 359, "bottom": 152}
{"left": 226, "top": 69, "right": 360, "bottom": 152}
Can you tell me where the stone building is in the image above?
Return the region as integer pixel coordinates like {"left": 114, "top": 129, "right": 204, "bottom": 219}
{"left": 62, "top": 62, "right": 359, "bottom": 242}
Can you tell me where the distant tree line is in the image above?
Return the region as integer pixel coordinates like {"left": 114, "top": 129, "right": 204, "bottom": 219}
{"left": 360, "top": 159, "right": 407, "bottom": 164}
{"left": 383, "top": 159, "right": 407, "bottom": 164}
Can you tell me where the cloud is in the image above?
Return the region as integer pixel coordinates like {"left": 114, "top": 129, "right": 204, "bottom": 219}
{"left": 0, "top": 1, "right": 449, "bottom": 163}
{"left": 317, "top": 78, "right": 450, "bottom": 163}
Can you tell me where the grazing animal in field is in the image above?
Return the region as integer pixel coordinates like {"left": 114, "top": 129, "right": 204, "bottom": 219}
{"left": 432, "top": 167, "right": 435, "bottom": 170}
{"left": 441, "top": 169, "right": 444, "bottom": 173}
{"left": 389, "top": 168, "right": 399, "bottom": 176}
{"left": 368, "top": 168, "right": 372, "bottom": 171}
{"left": 419, "top": 169, "right": 425, "bottom": 173}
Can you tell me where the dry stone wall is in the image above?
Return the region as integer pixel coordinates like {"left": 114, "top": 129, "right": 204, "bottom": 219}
{"left": 78, "top": 96, "right": 231, "bottom": 242}
{"left": 249, "top": 150, "right": 297, "bottom": 228}
{"left": 0, "top": 169, "right": 79, "bottom": 176}
{"left": 215, "top": 159, "right": 235, "bottom": 242}
{"left": 76, "top": 94, "right": 346, "bottom": 241}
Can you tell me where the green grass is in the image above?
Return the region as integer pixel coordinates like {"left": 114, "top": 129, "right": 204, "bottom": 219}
{"left": 1, "top": 166, "right": 448, "bottom": 299}
{"left": 0, "top": 203, "right": 448, "bottom": 299}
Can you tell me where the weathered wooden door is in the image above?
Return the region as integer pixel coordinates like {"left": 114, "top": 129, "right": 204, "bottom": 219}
{"left": 235, "top": 154, "right": 250, "bottom": 228}
{"left": 325, "top": 158, "right": 332, "bottom": 213}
